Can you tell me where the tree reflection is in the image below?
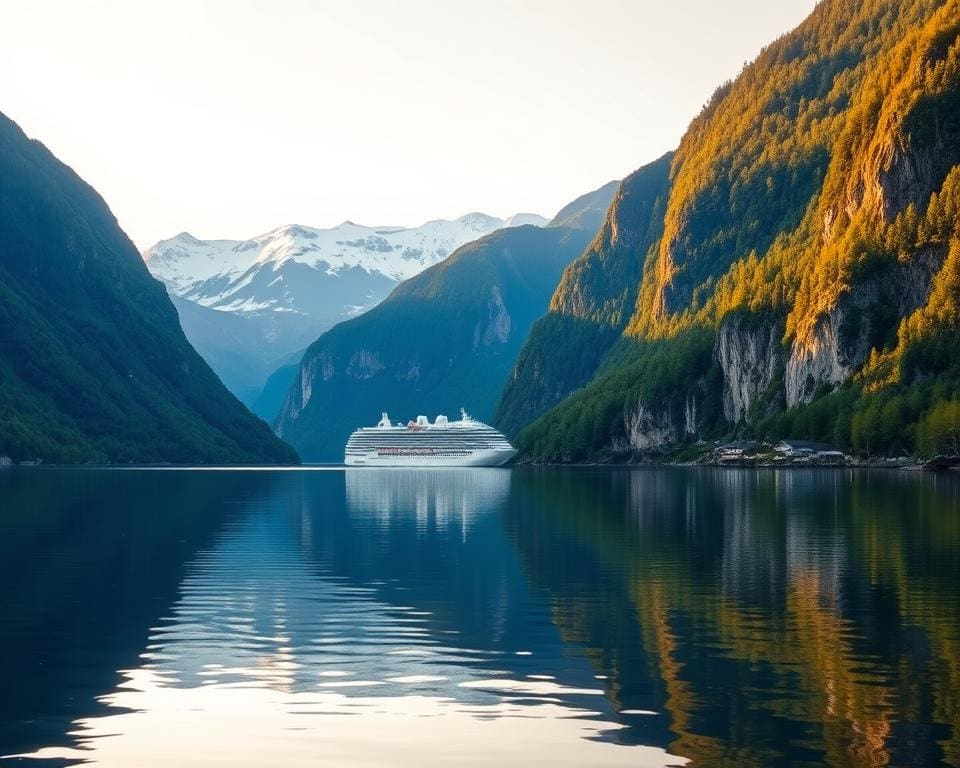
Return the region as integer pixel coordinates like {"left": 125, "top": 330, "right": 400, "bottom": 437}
{"left": 505, "top": 468, "right": 960, "bottom": 767}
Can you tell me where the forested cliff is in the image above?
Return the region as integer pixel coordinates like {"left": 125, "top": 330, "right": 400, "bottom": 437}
{"left": 501, "top": 0, "right": 960, "bottom": 460}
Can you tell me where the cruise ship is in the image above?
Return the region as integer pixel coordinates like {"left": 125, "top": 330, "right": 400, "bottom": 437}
{"left": 344, "top": 410, "right": 517, "bottom": 467}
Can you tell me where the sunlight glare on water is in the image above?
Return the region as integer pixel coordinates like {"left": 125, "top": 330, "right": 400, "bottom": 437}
{"left": 1, "top": 466, "right": 959, "bottom": 767}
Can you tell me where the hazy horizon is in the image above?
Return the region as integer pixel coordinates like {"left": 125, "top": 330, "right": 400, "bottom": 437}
{"left": 1, "top": 0, "right": 816, "bottom": 248}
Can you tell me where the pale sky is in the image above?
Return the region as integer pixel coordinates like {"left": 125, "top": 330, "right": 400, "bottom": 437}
{"left": 0, "top": 0, "right": 816, "bottom": 249}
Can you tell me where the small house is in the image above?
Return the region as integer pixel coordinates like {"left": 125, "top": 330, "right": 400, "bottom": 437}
{"left": 774, "top": 439, "right": 840, "bottom": 458}
{"left": 716, "top": 440, "right": 760, "bottom": 461}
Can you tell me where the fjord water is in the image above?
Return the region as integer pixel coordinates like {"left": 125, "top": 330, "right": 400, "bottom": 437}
{"left": 1, "top": 468, "right": 959, "bottom": 767}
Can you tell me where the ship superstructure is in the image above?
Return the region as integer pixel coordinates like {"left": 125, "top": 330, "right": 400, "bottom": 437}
{"left": 344, "top": 410, "right": 517, "bottom": 467}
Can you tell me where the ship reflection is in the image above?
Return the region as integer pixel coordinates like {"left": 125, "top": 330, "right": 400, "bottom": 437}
{"left": 10, "top": 468, "right": 682, "bottom": 768}
{"left": 345, "top": 468, "right": 510, "bottom": 535}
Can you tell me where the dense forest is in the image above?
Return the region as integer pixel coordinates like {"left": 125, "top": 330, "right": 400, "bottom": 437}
{"left": 503, "top": 0, "right": 960, "bottom": 461}
{"left": 0, "top": 112, "right": 298, "bottom": 464}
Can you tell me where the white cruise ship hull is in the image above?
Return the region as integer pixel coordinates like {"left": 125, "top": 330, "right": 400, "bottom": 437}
{"left": 345, "top": 412, "right": 517, "bottom": 467}
{"left": 345, "top": 448, "right": 517, "bottom": 467}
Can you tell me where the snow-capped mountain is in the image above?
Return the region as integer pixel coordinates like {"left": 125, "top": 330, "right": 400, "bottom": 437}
{"left": 142, "top": 212, "right": 547, "bottom": 404}
{"left": 144, "top": 213, "right": 548, "bottom": 315}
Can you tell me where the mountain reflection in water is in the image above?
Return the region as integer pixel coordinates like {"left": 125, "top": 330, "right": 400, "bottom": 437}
{"left": 0, "top": 467, "right": 958, "bottom": 767}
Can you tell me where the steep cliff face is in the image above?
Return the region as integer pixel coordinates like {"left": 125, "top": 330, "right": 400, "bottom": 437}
{"left": 515, "top": 0, "right": 960, "bottom": 461}
{"left": 613, "top": 393, "right": 703, "bottom": 455}
{"left": 623, "top": 1, "right": 936, "bottom": 337}
{"left": 785, "top": 8, "right": 960, "bottom": 403}
{"left": 786, "top": 249, "right": 945, "bottom": 405}
{"left": 715, "top": 313, "right": 784, "bottom": 423}
{"left": 833, "top": 27, "right": 960, "bottom": 228}
{"left": 275, "top": 220, "right": 600, "bottom": 462}
{"left": 475, "top": 286, "right": 511, "bottom": 349}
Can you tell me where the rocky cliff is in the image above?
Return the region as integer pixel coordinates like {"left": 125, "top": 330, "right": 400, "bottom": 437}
{"left": 715, "top": 313, "right": 784, "bottom": 423}
{"left": 785, "top": 248, "right": 944, "bottom": 406}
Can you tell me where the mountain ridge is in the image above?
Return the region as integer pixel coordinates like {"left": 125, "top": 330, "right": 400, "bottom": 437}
{"left": 144, "top": 212, "right": 550, "bottom": 304}
{"left": 143, "top": 212, "right": 550, "bottom": 402}
{"left": 495, "top": 158, "right": 671, "bottom": 436}
{"left": 0, "top": 111, "right": 298, "bottom": 464}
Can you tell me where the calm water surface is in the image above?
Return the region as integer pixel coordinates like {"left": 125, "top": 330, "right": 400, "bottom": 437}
{"left": 1, "top": 467, "right": 959, "bottom": 767}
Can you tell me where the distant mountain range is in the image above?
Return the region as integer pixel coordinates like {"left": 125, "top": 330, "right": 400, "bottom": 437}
{"left": 0, "top": 111, "right": 296, "bottom": 464}
{"left": 145, "top": 213, "right": 548, "bottom": 308}
{"left": 274, "top": 182, "right": 617, "bottom": 461}
{"left": 143, "top": 213, "right": 548, "bottom": 402}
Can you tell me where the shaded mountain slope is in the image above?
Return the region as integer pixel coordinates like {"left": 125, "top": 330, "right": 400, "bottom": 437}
{"left": 495, "top": 154, "right": 671, "bottom": 436}
{"left": 0, "top": 112, "right": 297, "bottom": 464}
{"left": 249, "top": 361, "right": 300, "bottom": 423}
{"left": 548, "top": 179, "right": 621, "bottom": 233}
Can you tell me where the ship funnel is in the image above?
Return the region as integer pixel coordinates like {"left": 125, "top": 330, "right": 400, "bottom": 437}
{"left": 378, "top": 412, "right": 391, "bottom": 428}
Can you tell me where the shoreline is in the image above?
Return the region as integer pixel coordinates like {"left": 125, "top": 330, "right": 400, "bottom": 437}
{"left": 1, "top": 458, "right": 957, "bottom": 472}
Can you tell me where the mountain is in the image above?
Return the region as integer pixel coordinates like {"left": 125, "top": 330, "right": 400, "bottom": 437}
{"left": 505, "top": 0, "right": 960, "bottom": 461}
{"left": 0, "top": 111, "right": 297, "bottom": 464}
{"left": 143, "top": 213, "right": 549, "bottom": 401}
{"left": 165, "top": 292, "right": 319, "bottom": 406}
{"left": 494, "top": 161, "right": 670, "bottom": 436}
{"left": 547, "top": 179, "right": 621, "bottom": 233}
{"left": 274, "top": 184, "right": 616, "bottom": 461}
{"left": 249, "top": 361, "right": 299, "bottom": 422}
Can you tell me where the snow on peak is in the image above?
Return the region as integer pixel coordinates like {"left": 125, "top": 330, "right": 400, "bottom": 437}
{"left": 454, "top": 212, "right": 503, "bottom": 231}
{"left": 504, "top": 213, "right": 550, "bottom": 228}
{"left": 142, "top": 211, "right": 544, "bottom": 315}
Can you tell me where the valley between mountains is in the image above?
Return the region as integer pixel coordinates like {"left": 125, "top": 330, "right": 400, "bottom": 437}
{"left": 143, "top": 212, "right": 549, "bottom": 408}
{"left": 2, "top": 0, "right": 960, "bottom": 466}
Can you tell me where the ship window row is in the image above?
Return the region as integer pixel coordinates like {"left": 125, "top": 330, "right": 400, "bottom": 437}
{"left": 348, "top": 432, "right": 508, "bottom": 438}
{"left": 349, "top": 442, "right": 508, "bottom": 448}
{"left": 354, "top": 431, "right": 503, "bottom": 437}
{"left": 350, "top": 430, "right": 507, "bottom": 437}
{"left": 354, "top": 448, "right": 473, "bottom": 452}
{"left": 346, "top": 438, "right": 513, "bottom": 443}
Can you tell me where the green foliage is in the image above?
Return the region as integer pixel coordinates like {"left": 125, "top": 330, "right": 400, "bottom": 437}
{"left": 0, "top": 112, "right": 298, "bottom": 464}
{"left": 750, "top": 374, "right": 960, "bottom": 458}
{"left": 494, "top": 314, "right": 621, "bottom": 438}
{"left": 516, "top": 329, "right": 724, "bottom": 462}
{"left": 495, "top": 153, "right": 672, "bottom": 436}
{"left": 513, "top": 0, "right": 960, "bottom": 462}
{"left": 627, "top": 0, "right": 947, "bottom": 335}
{"left": 918, "top": 399, "right": 960, "bottom": 455}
